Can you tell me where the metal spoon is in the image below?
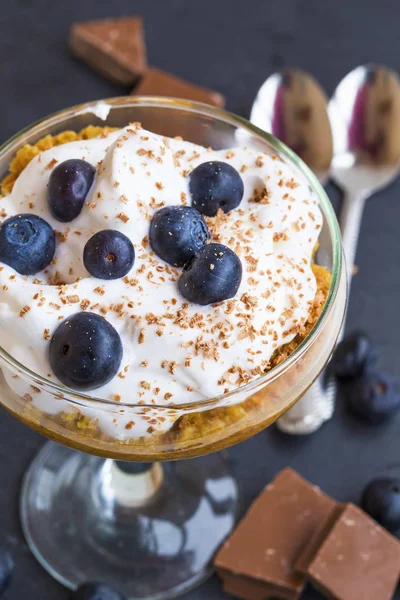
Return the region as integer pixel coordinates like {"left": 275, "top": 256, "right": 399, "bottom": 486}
{"left": 329, "top": 63, "right": 400, "bottom": 288}
{"left": 251, "top": 68, "right": 337, "bottom": 433}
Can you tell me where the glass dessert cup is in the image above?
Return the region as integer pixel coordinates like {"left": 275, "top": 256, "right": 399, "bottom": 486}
{"left": 0, "top": 98, "right": 346, "bottom": 599}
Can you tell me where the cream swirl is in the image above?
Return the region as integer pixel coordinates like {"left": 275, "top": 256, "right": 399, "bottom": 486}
{"left": 0, "top": 124, "right": 322, "bottom": 437}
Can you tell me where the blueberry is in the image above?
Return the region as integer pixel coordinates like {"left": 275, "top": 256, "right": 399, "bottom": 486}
{"left": 83, "top": 230, "right": 135, "bottom": 279}
{"left": 48, "top": 159, "right": 95, "bottom": 222}
{"left": 189, "top": 161, "right": 244, "bottom": 216}
{"left": 49, "top": 312, "right": 123, "bottom": 391}
{"left": 0, "top": 546, "right": 13, "bottom": 595}
{"left": 0, "top": 214, "right": 55, "bottom": 275}
{"left": 346, "top": 371, "right": 400, "bottom": 422}
{"left": 178, "top": 243, "right": 242, "bottom": 305}
{"left": 332, "top": 332, "right": 378, "bottom": 381}
{"left": 362, "top": 478, "right": 400, "bottom": 532}
{"left": 149, "top": 206, "right": 210, "bottom": 267}
{"left": 70, "top": 582, "right": 127, "bottom": 600}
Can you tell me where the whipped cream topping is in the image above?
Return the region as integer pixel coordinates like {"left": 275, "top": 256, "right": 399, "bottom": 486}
{"left": 0, "top": 124, "right": 322, "bottom": 438}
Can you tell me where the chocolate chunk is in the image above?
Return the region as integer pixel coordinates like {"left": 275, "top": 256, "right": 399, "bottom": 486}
{"left": 69, "top": 17, "right": 147, "bottom": 85}
{"left": 305, "top": 503, "right": 400, "bottom": 600}
{"left": 295, "top": 503, "right": 345, "bottom": 576}
{"left": 214, "top": 468, "right": 337, "bottom": 600}
{"left": 131, "top": 67, "right": 225, "bottom": 108}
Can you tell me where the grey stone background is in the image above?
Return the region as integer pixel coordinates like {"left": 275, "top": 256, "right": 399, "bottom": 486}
{"left": 0, "top": 0, "right": 400, "bottom": 598}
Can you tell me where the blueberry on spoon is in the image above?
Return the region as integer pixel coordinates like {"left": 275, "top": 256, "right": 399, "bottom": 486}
{"left": 84, "top": 230, "right": 135, "bottom": 279}
{"left": 362, "top": 478, "right": 400, "bottom": 532}
{"left": 189, "top": 161, "right": 244, "bottom": 216}
{"left": 149, "top": 205, "right": 210, "bottom": 266}
{"left": 48, "top": 158, "right": 95, "bottom": 222}
{"left": 178, "top": 243, "right": 242, "bottom": 305}
{"left": 346, "top": 371, "right": 400, "bottom": 422}
{"left": 70, "top": 582, "right": 127, "bottom": 600}
{"left": 0, "top": 214, "right": 55, "bottom": 275}
{"left": 0, "top": 546, "right": 13, "bottom": 595}
{"left": 49, "top": 312, "right": 123, "bottom": 390}
{"left": 332, "top": 331, "right": 377, "bottom": 381}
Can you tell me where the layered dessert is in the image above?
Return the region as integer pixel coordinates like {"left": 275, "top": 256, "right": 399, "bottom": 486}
{"left": 0, "top": 122, "right": 330, "bottom": 445}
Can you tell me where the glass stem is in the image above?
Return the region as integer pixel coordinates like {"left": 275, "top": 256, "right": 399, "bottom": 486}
{"left": 99, "top": 460, "right": 164, "bottom": 508}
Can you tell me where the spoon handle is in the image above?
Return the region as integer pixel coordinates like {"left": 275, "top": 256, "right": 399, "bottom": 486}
{"left": 276, "top": 190, "right": 366, "bottom": 434}
{"left": 339, "top": 191, "right": 366, "bottom": 299}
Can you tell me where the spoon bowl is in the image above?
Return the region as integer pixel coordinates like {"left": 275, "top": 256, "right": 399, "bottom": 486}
{"left": 329, "top": 64, "right": 400, "bottom": 289}
{"left": 250, "top": 68, "right": 333, "bottom": 183}
{"left": 329, "top": 64, "right": 400, "bottom": 193}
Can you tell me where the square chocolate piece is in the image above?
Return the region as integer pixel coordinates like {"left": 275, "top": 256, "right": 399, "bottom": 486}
{"left": 306, "top": 503, "right": 400, "bottom": 600}
{"left": 131, "top": 67, "right": 225, "bottom": 108}
{"left": 214, "top": 468, "right": 337, "bottom": 600}
{"left": 70, "top": 17, "right": 147, "bottom": 85}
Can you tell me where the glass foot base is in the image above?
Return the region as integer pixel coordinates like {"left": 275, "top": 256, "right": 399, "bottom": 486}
{"left": 20, "top": 442, "right": 241, "bottom": 599}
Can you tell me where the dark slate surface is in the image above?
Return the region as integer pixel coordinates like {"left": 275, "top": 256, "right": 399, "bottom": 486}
{"left": 1, "top": 1, "right": 400, "bottom": 598}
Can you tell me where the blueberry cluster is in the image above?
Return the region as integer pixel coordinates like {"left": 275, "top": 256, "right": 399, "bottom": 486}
{"left": 329, "top": 332, "right": 400, "bottom": 530}
{"left": 301, "top": 333, "right": 400, "bottom": 534}
{"left": 0, "top": 158, "right": 97, "bottom": 276}
{"left": 332, "top": 331, "right": 400, "bottom": 422}
{"left": 0, "top": 158, "right": 245, "bottom": 391}
{"left": 150, "top": 161, "right": 244, "bottom": 305}
{"left": 0, "top": 160, "right": 132, "bottom": 391}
